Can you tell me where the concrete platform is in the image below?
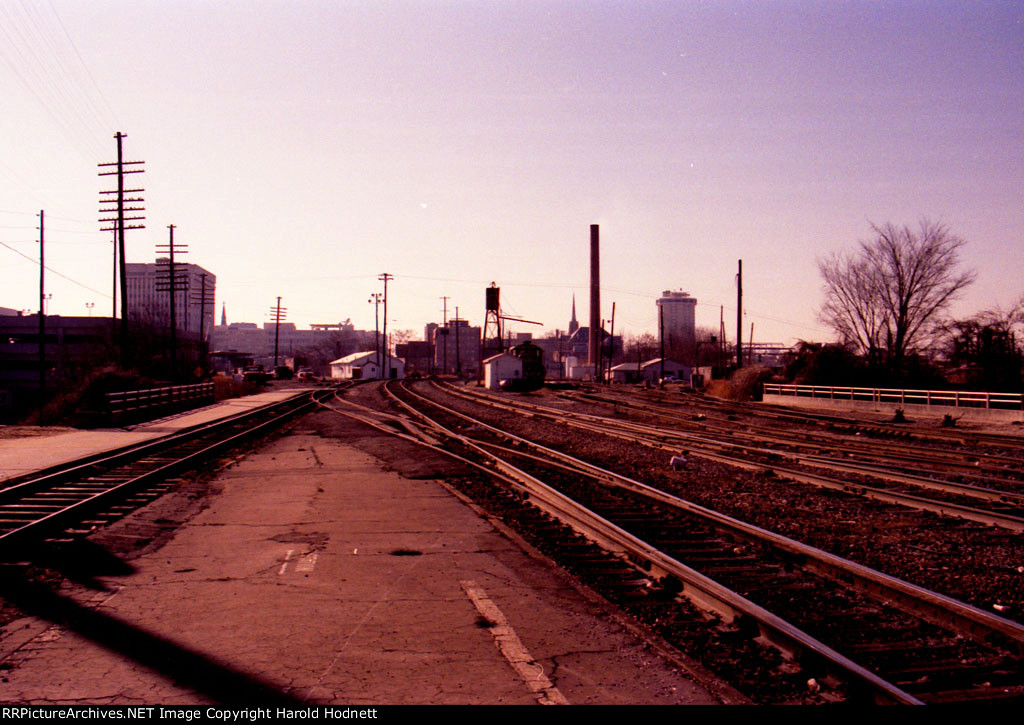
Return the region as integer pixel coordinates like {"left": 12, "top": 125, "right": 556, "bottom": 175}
{"left": 0, "top": 389, "right": 314, "bottom": 483}
{"left": 0, "top": 417, "right": 726, "bottom": 705}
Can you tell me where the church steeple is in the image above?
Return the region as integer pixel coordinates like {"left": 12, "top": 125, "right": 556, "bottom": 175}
{"left": 568, "top": 294, "right": 579, "bottom": 336}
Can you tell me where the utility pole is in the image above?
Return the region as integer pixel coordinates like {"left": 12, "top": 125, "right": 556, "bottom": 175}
{"left": 736, "top": 259, "right": 743, "bottom": 370}
{"left": 111, "top": 233, "right": 117, "bottom": 331}
{"left": 369, "top": 293, "right": 382, "bottom": 370}
{"left": 607, "top": 301, "right": 616, "bottom": 382}
{"left": 455, "top": 306, "right": 461, "bottom": 376}
{"left": 156, "top": 224, "right": 187, "bottom": 381}
{"left": 635, "top": 327, "right": 642, "bottom": 372}
{"left": 99, "top": 132, "right": 145, "bottom": 365}
{"left": 719, "top": 305, "right": 726, "bottom": 374}
{"left": 379, "top": 273, "right": 393, "bottom": 378}
{"left": 37, "top": 210, "right": 45, "bottom": 423}
{"left": 192, "top": 273, "right": 215, "bottom": 375}
{"left": 269, "top": 297, "right": 287, "bottom": 369}
{"left": 589, "top": 224, "right": 600, "bottom": 380}
{"left": 440, "top": 296, "right": 449, "bottom": 375}
{"left": 659, "top": 304, "right": 666, "bottom": 383}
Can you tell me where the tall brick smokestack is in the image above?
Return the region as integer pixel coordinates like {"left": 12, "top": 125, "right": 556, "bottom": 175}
{"left": 589, "top": 224, "right": 600, "bottom": 373}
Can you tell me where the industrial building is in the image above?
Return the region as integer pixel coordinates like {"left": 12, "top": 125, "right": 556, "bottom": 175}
{"left": 430, "top": 318, "right": 481, "bottom": 376}
{"left": 610, "top": 358, "right": 691, "bottom": 385}
{"left": 0, "top": 314, "right": 113, "bottom": 422}
{"left": 531, "top": 297, "right": 622, "bottom": 381}
{"left": 329, "top": 351, "right": 405, "bottom": 380}
{"left": 210, "top": 318, "right": 375, "bottom": 374}
{"left": 395, "top": 340, "right": 432, "bottom": 375}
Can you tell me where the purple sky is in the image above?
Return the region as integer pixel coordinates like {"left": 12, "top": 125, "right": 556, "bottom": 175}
{"left": 2, "top": 1, "right": 1022, "bottom": 345}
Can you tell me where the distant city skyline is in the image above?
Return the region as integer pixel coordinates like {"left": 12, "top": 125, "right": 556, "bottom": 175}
{"left": 3, "top": 1, "right": 1021, "bottom": 347}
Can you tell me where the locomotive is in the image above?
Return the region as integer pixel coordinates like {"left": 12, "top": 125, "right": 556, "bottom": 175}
{"left": 498, "top": 340, "right": 546, "bottom": 392}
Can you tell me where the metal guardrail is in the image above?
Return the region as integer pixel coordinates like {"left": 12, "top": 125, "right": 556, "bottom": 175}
{"left": 106, "top": 383, "right": 216, "bottom": 425}
{"left": 763, "top": 383, "right": 1024, "bottom": 411}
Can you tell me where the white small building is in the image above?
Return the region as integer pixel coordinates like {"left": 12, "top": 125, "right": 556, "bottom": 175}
{"left": 562, "top": 355, "right": 596, "bottom": 380}
{"left": 483, "top": 352, "right": 523, "bottom": 391}
{"left": 609, "top": 362, "right": 643, "bottom": 384}
{"left": 640, "top": 358, "right": 691, "bottom": 384}
{"left": 329, "top": 352, "right": 405, "bottom": 380}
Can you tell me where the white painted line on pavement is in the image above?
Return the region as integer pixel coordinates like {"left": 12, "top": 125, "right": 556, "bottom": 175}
{"left": 296, "top": 553, "right": 318, "bottom": 573}
{"left": 460, "top": 579, "right": 569, "bottom": 706}
{"left": 279, "top": 549, "right": 294, "bottom": 575}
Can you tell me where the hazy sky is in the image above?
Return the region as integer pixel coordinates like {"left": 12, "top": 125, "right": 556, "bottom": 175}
{"left": 3, "top": 1, "right": 1022, "bottom": 346}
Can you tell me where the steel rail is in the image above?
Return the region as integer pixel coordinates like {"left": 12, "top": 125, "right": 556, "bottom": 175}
{"left": 737, "top": 394, "right": 1024, "bottom": 450}
{"left": 619, "top": 387, "right": 1024, "bottom": 451}
{"left": 582, "top": 390, "right": 1024, "bottom": 499}
{"left": 0, "top": 390, "right": 328, "bottom": 550}
{"left": 625, "top": 427, "right": 1024, "bottom": 530}
{"left": 790, "top": 453, "right": 1024, "bottom": 505}
{"left": 578, "top": 390, "right": 1024, "bottom": 477}
{"left": 439, "top": 382, "right": 1024, "bottom": 532}
{"left": 414, "top": 381, "right": 1024, "bottom": 651}
{"left": 0, "top": 391, "right": 319, "bottom": 497}
{"left": 359, "top": 382, "right": 926, "bottom": 705}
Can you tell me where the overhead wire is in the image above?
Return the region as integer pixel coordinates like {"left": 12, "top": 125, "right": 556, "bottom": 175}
{"left": 0, "top": 0, "right": 124, "bottom": 225}
{"left": 39, "top": 0, "right": 121, "bottom": 131}
{"left": 0, "top": 2, "right": 122, "bottom": 313}
{"left": 0, "top": 12, "right": 100, "bottom": 164}
{"left": 0, "top": 239, "right": 112, "bottom": 299}
{"left": 3, "top": 1, "right": 111, "bottom": 159}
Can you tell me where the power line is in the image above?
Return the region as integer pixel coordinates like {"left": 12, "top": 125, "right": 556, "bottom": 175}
{"left": 0, "top": 239, "right": 112, "bottom": 298}
{"left": 43, "top": 0, "right": 122, "bottom": 130}
{"left": 0, "top": 1, "right": 114, "bottom": 161}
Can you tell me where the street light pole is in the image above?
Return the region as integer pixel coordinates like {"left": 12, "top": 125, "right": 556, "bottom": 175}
{"left": 379, "top": 273, "right": 393, "bottom": 378}
{"left": 368, "top": 293, "right": 382, "bottom": 371}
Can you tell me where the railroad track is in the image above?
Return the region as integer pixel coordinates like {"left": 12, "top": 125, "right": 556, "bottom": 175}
{"left": 613, "top": 386, "right": 1024, "bottom": 452}
{"left": 0, "top": 389, "right": 332, "bottom": 554}
{"left": 434, "top": 381, "right": 1024, "bottom": 532}
{"left": 574, "top": 389, "right": 1024, "bottom": 485}
{"left": 327, "top": 381, "right": 1024, "bottom": 704}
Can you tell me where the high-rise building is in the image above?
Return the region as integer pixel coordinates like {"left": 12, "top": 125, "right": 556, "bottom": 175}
{"left": 126, "top": 262, "right": 216, "bottom": 339}
{"left": 656, "top": 290, "right": 697, "bottom": 361}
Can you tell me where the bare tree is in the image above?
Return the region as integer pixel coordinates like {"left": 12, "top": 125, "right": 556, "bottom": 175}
{"left": 818, "top": 220, "right": 976, "bottom": 369}
{"left": 389, "top": 329, "right": 416, "bottom": 354}
{"left": 624, "top": 333, "right": 659, "bottom": 363}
